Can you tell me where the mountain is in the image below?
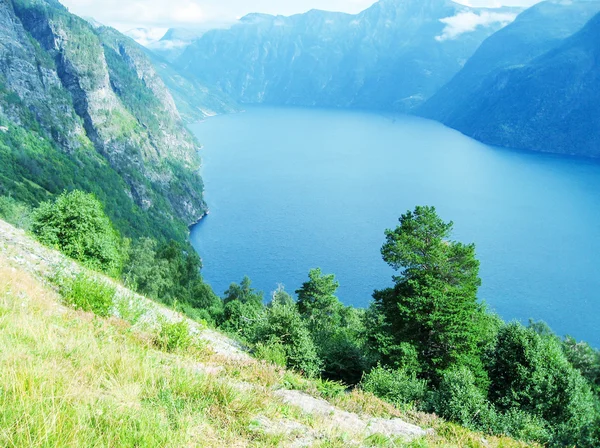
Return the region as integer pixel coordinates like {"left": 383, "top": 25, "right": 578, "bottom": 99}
{"left": 418, "top": 0, "right": 600, "bottom": 126}
{"left": 0, "top": 0, "right": 208, "bottom": 242}
{"left": 175, "top": 0, "right": 521, "bottom": 112}
{"left": 420, "top": 4, "right": 600, "bottom": 157}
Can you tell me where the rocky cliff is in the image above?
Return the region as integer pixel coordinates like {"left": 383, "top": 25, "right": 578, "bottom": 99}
{"left": 0, "top": 0, "right": 209, "bottom": 241}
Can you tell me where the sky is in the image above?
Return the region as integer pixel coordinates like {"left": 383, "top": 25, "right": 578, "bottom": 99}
{"left": 60, "top": 0, "right": 542, "bottom": 36}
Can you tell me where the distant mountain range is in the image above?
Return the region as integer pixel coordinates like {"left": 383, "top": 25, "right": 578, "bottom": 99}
{"left": 172, "top": 0, "right": 521, "bottom": 112}
{"left": 418, "top": 0, "right": 600, "bottom": 157}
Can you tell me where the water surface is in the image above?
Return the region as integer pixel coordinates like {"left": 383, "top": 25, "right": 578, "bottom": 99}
{"left": 190, "top": 107, "right": 600, "bottom": 346}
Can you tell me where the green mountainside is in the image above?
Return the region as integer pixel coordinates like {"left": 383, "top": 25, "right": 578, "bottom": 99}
{"left": 0, "top": 0, "right": 214, "bottom": 242}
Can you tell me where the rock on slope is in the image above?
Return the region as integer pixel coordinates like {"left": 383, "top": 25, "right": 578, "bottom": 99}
{"left": 0, "top": 0, "right": 209, "bottom": 241}
{"left": 175, "top": 0, "right": 521, "bottom": 112}
{"left": 418, "top": 0, "right": 600, "bottom": 157}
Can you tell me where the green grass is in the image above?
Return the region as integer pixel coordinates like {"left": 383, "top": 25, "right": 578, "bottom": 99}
{"left": 0, "top": 248, "right": 536, "bottom": 447}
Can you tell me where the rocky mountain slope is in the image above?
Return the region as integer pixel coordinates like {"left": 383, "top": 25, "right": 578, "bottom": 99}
{"left": 175, "top": 0, "right": 521, "bottom": 112}
{"left": 0, "top": 0, "right": 211, "bottom": 242}
{"left": 419, "top": 3, "right": 600, "bottom": 157}
{"left": 0, "top": 217, "right": 532, "bottom": 447}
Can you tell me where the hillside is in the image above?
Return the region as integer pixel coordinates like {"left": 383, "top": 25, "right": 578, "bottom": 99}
{"left": 0, "top": 218, "right": 536, "bottom": 447}
{"left": 175, "top": 0, "right": 520, "bottom": 112}
{"left": 418, "top": 1, "right": 600, "bottom": 157}
{"left": 0, "top": 0, "right": 210, "bottom": 242}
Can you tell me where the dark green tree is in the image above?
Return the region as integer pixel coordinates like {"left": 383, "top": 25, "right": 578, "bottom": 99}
{"left": 220, "top": 277, "right": 265, "bottom": 339}
{"left": 32, "top": 190, "right": 124, "bottom": 276}
{"left": 371, "top": 206, "right": 488, "bottom": 385}
{"left": 296, "top": 268, "right": 368, "bottom": 384}
{"left": 488, "top": 323, "right": 596, "bottom": 446}
{"left": 253, "top": 299, "right": 322, "bottom": 377}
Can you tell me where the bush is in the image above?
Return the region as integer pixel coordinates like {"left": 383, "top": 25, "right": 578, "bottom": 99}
{"left": 487, "top": 323, "right": 596, "bottom": 445}
{"left": 153, "top": 318, "right": 193, "bottom": 353}
{"left": 360, "top": 365, "right": 427, "bottom": 408}
{"left": 315, "top": 378, "right": 347, "bottom": 399}
{"left": 60, "top": 273, "right": 116, "bottom": 317}
{"left": 252, "top": 302, "right": 322, "bottom": 377}
{"left": 432, "top": 366, "right": 493, "bottom": 431}
{"left": 32, "top": 190, "right": 125, "bottom": 276}
{"left": 492, "top": 409, "right": 551, "bottom": 444}
{"left": 0, "top": 195, "right": 32, "bottom": 230}
{"left": 253, "top": 341, "right": 287, "bottom": 367}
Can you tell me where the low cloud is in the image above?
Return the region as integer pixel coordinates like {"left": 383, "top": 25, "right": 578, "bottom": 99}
{"left": 124, "top": 27, "right": 169, "bottom": 46}
{"left": 435, "top": 11, "right": 517, "bottom": 41}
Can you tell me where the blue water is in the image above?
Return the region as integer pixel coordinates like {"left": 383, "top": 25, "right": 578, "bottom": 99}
{"left": 190, "top": 107, "right": 600, "bottom": 347}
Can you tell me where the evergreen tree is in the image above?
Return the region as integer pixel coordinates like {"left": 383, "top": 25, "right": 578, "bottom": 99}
{"left": 372, "top": 206, "right": 488, "bottom": 384}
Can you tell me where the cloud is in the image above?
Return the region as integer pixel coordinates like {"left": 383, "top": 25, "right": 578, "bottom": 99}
{"left": 61, "top": 0, "right": 209, "bottom": 30}
{"left": 123, "top": 27, "right": 169, "bottom": 46}
{"left": 435, "top": 11, "right": 517, "bottom": 41}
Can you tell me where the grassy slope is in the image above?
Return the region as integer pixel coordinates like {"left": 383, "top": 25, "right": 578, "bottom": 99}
{"left": 0, "top": 219, "right": 534, "bottom": 447}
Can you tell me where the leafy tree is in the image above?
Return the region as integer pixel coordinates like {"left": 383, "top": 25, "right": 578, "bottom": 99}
{"left": 488, "top": 323, "right": 596, "bottom": 445}
{"left": 253, "top": 300, "right": 322, "bottom": 377}
{"left": 220, "top": 277, "right": 265, "bottom": 339}
{"left": 32, "top": 190, "right": 125, "bottom": 275}
{"left": 372, "top": 206, "right": 488, "bottom": 385}
{"left": 562, "top": 335, "right": 600, "bottom": 393}
{"left": 296, "top": 268, "right": 368, "bottom": 384}
{"left": 432, "top": 366, "right": 494, "bottom": 431}
{"left": 296, "top": 268, "right": 341, "bottom": 323}
{"left": 361, "top": 365, "right": 427, "bottom": 408}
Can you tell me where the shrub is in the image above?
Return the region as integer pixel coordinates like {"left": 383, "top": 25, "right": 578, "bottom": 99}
{"left": 32, "top": 190, "right": 125, "bottom": 276}
{"left": 432, "top": 366, "right": 493, "bottom": 431}
{"left": 360, "top": 365, "right": 427, "bottom": 408}
{"left": 487, "top": 323, "right": 596, "bottom": 445}
{"left": 153, "top": 318, "right": 193, "bottom": 353}
{"left": 60, "top": 273, "right": 116, "bottom": 317}
{"left": 253, "top": 341, "right": 287, "bottom": 367}
{"left": 492, "top": 409, "right": 551, "bottom": 444}
{"left": 315, "top": 378, "right": 347, "bottom": 399}
{"left": 252, "top": 302, "right": 322, "bottom": 377}
{"left": 0, "top": 195, "right": 32, "bottom": 230}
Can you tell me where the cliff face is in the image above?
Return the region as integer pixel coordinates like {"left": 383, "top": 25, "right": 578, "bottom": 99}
{"left": 175, "top": 0, "right": 521, "bottom": 112}
{"left": 0, "top": 0, "right": 208, "bottom": 241}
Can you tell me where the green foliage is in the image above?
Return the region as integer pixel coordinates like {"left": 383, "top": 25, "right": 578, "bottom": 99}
{"left": 432, "top": 366, "right": 494, "bottom": 431}
{"left": 296, "top": 269, "right": 368, "bottom": 384}
{"left": 123, "top": 238, "right": 222, "bottom": 323}
{"left": 32, "top": 190, "right": 125, "bottom": 276}
{"left": 220, "top": 277, "right": 265, "bottom": 339}
{"left": 315, "top": 378, "right": 346, "bottom": 399}
{"left": 0, "top": 195, "right": 32, "bottom": 229}
{"left": 296, "top": 268, "right": 341, "bottom": 319}
{"left": 372, "top": 206, "right": 488, "bottom": 385}
{"left": 361, "top": 365, "right": 427, "bottom": 408}
{"left": 487, "top": 323, "right": 596, "bottom": 445}
{"left": 153, "top": 318, "right": 193, "bottom": 353}
{"left": 59, "top": 273, "right": 116, "bottom": 317}
{"left": 562, "top": 335, "right": 600, "bottom": 393}
{"left": 252, "top": 300, "right": 322, "bottom": 377}
{"left": 253, "top": 341, "right": 287, "bottom": 367}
